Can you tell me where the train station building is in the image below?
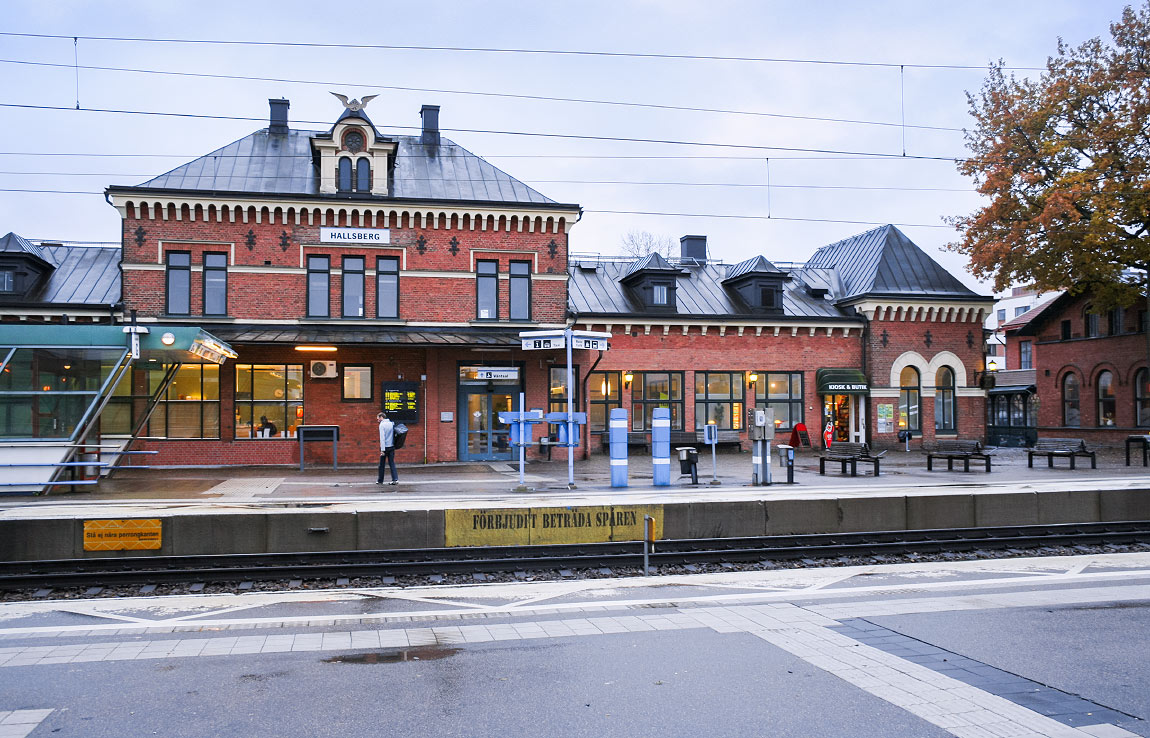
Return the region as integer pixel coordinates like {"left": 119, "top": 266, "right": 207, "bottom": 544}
{"left": 5, "top": 96, "right": 997, "bottom": 478}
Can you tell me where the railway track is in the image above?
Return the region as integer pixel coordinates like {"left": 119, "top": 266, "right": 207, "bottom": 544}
{"left": 3, "top": 521, "right": 1150, "bottom": 593}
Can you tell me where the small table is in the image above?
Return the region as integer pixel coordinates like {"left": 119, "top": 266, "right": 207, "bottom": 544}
{"left": 297, "top": 425, "right": 340, "bottom": 471}
{"left": 1126, "top": 435, "right": 1150, "bottom": 466}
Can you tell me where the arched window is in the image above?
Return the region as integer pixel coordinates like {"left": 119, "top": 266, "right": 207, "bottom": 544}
{"left": 1136, "top": 369, "right": 1150, "bottom": 427}
{"left": 337, "top": 158, "right": 352, "bottom": 192}
{"left": 934, "top": 366, "right": 956, "bottom": 432}
{"left": 1062, "top": 373, "right": 1081, "bottom": 427}
{"left": 356, "top": 158, "right": 371, "bottom": 192}
{"left": 1096, "top": 371, "right": 1116, "bottom": 426}
{"left": 899, "top": 366, "right": 921, "bottom": 432}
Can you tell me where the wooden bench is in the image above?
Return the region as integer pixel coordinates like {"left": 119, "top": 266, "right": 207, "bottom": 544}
{"left": 818, "top": 441, "right": 886, "bottom": 477}
{"left": 598, "top": 429, "right": 743, "bottom": 451}
{"left": 1027, "top": 438, "right": 1097, "bottom": 470}
{"left": 926, "top": 439, "right": 994, "bottom": 472}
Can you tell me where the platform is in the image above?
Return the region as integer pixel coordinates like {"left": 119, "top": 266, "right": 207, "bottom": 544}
{"left": 1, "top": 447, "right": 1147, "bottom": 561}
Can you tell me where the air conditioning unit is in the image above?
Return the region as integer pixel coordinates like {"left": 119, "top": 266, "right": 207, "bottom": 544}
{"left": 309, "top": 360, "right": 337, "bottom": 379}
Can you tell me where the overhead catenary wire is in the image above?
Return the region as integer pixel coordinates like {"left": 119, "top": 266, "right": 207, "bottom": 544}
{"left": 0, "top": 31, "right": 1044, "bottom": 71}
{"left": 0, "top": 58, "right": 966, "bottom": 133}
{"left": 0, "top": 102, "right": 967, "bottom": 161}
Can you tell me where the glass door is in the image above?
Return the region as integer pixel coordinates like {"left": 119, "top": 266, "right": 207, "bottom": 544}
{"left": 460, "top": 389, "right": 513, "bottom": 460}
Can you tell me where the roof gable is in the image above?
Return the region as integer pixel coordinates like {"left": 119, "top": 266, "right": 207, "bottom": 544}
{"left": 805, "top": 224, "right": 980, "bottom": 301}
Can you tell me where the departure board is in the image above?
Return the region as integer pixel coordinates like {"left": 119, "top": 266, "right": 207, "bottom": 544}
{"left": 380, "top": 381, "right": 419, "bottom": 423}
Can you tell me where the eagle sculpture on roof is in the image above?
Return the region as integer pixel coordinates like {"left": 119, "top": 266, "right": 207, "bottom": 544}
{"left": 330, "top": 92, "right": 378, "bottom": 112}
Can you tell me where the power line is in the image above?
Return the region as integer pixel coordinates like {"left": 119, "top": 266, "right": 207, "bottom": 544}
{"left": 0, "top": 172, "right": 975, "bottom": 193}
{"left": 0, "top": 57, "right": 966, "bottom": 133}
{"left": 0, "top": 151, "right": 955, "bottom": 162}
{"left": 0, "top": 31, "right": 1041, "bottom": 71}
{"left": 0, "top": 187, "right": 954, "bottom": 228}
{"left": 0, "top": 102, "right": 966, "bottom": 160}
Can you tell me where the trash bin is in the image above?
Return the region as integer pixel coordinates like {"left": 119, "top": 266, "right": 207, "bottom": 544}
{"left": 676, "top": 447, "right": 699, "bottom": 484}
{"left": 776, "top": 443, "right": 795, "bottom": 485}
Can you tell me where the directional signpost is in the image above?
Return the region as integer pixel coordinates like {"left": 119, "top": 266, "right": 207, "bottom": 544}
{"left": 520, "top": 326, "right": 611, "bottom": 488}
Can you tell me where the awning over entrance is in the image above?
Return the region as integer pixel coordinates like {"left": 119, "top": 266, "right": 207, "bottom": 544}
{"left": 816, "top": 368, "right": 869, "bottom": 395}
{"left": 988, "top": 384, "right": 1035, "bottom": 395}
{"left": 208, "top": 325, "right": 523, "bottom": 347}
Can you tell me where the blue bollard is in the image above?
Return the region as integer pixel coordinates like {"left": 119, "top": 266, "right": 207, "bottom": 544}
{"left": 609, "top": 408, "right": 628, "bottom": 487}
{"left": 652, "top": 407, "right": 671, "bottom": 486}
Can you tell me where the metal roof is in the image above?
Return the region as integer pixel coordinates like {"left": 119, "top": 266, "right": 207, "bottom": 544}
{"left": 568, "top": 259, "right": 847, "bottom": 319}
{"left": 206, "top": 325, "right": 523, "bottom": 346}
{"left": 0, "top": 232, "right": 53, "bottom": 266}
{"left": 725, "top": 255, "right": 785, "bottom": 281}
{"left": 804, "top": 224, "right": 984, "bottom": 302}
{"left": 124, "top": 129, "right": 561, "bottom": 206}
{"left": 621, "top": 251, "right": 680, "bottom": 280}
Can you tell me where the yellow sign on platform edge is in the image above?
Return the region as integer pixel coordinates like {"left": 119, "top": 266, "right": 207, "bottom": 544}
{"left": 83, "top": 519, "right": 162, "bottom": 551}
{"left": 445, "top": 505, "right": 662, "bottom": 547}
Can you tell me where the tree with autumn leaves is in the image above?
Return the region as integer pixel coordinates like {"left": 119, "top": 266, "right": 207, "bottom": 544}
{"left": 952, "top": 2, "right": 1150, "bottom": 358}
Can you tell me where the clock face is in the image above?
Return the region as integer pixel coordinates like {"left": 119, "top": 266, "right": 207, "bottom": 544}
{"left": 344, "top": 131, "right": 365, "bottom": 153}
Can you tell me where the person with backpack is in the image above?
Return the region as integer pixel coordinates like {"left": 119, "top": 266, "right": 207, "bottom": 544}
{"left": 376, "top": 411, "right": 399, "bottom": 485}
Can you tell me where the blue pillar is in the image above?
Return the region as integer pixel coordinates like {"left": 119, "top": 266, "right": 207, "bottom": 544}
{"left": 609, "top": 407, "right": 628, "bottom": 487}
{"left": 652, "top": 407, "right": 670, "bottom": 486}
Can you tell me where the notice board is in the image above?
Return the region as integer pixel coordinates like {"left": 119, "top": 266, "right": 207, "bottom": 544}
{"left": 380, "top": 381, "right": 420, "bottom": 423}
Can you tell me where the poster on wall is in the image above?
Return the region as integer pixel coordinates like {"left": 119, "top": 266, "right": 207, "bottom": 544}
{"left": 877, "top": 403, "right": 894, "bottom": 433}
{"left": 381, "top": 381, "right": 419, "bottom": 423}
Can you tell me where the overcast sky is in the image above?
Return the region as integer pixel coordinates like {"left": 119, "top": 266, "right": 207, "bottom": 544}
{"left": 0, "top": 0, "right": 1136, "bottom": 292}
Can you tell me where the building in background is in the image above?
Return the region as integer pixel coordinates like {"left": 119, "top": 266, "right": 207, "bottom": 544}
{"left": 1001, "top": 288, "right": 1149, "bottom": 445}
{"left": 984, "top": 285, "right": 1061, "bottom": 371}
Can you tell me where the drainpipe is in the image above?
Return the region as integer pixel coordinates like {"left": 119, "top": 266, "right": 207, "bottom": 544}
{"left": 860, "top": 312, "right": 870, "bottom": 445}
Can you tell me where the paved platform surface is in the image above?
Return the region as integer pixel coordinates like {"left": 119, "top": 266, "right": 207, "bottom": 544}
{"left": 3, "top": 447, "right": 1148, "bottom": 518}
{"left": 2, "top": 553, "right": 1148, "bottom": 736}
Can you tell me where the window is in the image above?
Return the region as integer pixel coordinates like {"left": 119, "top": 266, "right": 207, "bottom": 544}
{"left": 1107, "top": 307, "right": 1124, "bottom": 335}
{"left": 1061, "top": 320, "right": 1072, "bottom": 340}
{"left": 758, "top": 286, "right": 777, "bottom": 310}
{"left": 1140, "top": 310, "right": 1148, "bottom": 334}
{"left": 1097, "top": 371, "right": 1116, "bottom": 426}
{"left": 165, "top": 251, "right": 191, "bottom": 315}
{"left": 203, "top": 253, "right": 227, "bottom": 316}
{"left": 1019, "top": 340, "right": 1032, "bottom": 370}
{"left": 151, "top": 364, "right": 220, "bottom": 438}
{"left": 0, "top": 269, "right": 13, "bottom": 292}
{"left": 1136, "top": 369, "right": 1150, "bottom": 427}
{"left": 934, "top": 366, "right": 956, "bottom": 433}
{"left": 548, "top": 366, "right": 580, "bottom": 435}
{"left": 991, "top": 395, "right": 1008, "bottom": 426}
{"left": 755, "top": 371, "right": 803, "bottom": 431}
{"left": 307, "top": 255, "right": 330, "bottom": 318}
{"left": 1010, "top": 394, "right": 1026, "bottom": 426}
{"left": 997, "top": 309, "right": 1006, "bottom": 323}
{"left": 588, "top": 371, "right": 621, "bottom": 433}
{"left": 235, "top": 364, "right": 303, "bottom": 439}
{"left": 476, "top": 260, "right": 498, "bottom": 320}
{"left": 377, "top": 256, "right": 399, "bottom": 319}
{"left": 695, "top": 372, "right": 744, "bottom": 431}
{"left": 631, "top": 372, "right": 684, "bottom": 431}
{"left": 509, "top": 261, "right": 531, "bottom": 321}
{"left": 342, "top": 256, "right": 365, "bottom": 318}
{"left": 1015, "top": 305, "right": 1029, "bottom": 317}
{"left": 337, "top": 158, "right": 352, "bottom": 192}
{"left": 1062, "top": 373, "right": 1081, "bottom": 427}
{"left": 899, "top": 366, "right": 921, "bottom": 432}
{"left": 356, "top": 158, "right": 370, "bottom": 192}
{"left": 342, "top": 365, "right": 372, "bottom": 401}
{"left": 1084, "top": 307, "right": 1099, "bottom": 337}
{"left": 652, "top": 283, "right": 669, "bottom": 306}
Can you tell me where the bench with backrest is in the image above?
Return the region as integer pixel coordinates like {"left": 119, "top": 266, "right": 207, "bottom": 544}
{"left": 926, "top": 439, "right": 994, "bottom": 472}
{"left": 1027, "top": 438, "right": 1097, "bottom": 470}
{"left": 818, "top": 441, "right": 885, "bottom": 477}
{"left": 603, "top": 429, "right": 743, "bottom": 452}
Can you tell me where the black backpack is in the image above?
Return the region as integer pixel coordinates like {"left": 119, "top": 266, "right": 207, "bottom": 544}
{"left": 392, "top": 423, "right": 409, "bottom": 450}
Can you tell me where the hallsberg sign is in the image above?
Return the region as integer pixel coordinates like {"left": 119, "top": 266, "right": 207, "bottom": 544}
{"left": 319, "top": 227, "right": 391, "bottom": 244}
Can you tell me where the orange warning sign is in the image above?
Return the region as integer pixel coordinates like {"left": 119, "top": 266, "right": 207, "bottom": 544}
{"left": 83, "top": 519, "right": 162, "bottom": 551}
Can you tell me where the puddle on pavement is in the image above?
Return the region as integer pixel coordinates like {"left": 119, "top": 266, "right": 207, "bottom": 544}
{"left": 324, "top": 646, "right": 460, "bottom": 664}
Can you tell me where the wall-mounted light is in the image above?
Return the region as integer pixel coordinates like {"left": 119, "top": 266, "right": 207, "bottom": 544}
{"left": 623, "top": 371, "right": 634, "bottom": 389}
{"left": 294, "top": 345, "right": 338, "bottom": 352}
{"left": 987, "top": 359, "right": 998, "bottom": 372}
{"left": 161, "top": 332, "right": 176, "bottom": 346}
{"left": 748, "top": 372, "right": 759, "bottom": 389}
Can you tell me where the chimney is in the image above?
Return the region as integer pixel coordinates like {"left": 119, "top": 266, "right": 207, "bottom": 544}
{"left": 268, "top": 98, "right": 290, "bottom": 135}
{"left": 420, "top": 104, "right": 440, "bottom": 146}
{"left": 680, "top": 235, "right": 707, "bottom": 264}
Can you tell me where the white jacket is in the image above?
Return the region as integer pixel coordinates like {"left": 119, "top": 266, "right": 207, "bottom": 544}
{"left": 379, "top": 418, "right": 395, "bottom": 450}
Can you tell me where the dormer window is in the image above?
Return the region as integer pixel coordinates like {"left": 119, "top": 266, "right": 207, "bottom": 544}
{"left": 356, "top": 158, "right": 370, "bottom": 191}
{"left": 759, "top": 285, "right": 777, "bottom": 309}
{"left": 338, "top": 158, "right": 352, "bottom": 192}
{"left": 0, "top": 270, "right": 13, "bottom": 292}
{"left": 314, "top": 114, "right": 396, "bottom": 196}
{"left": 652, "top": 284, "right": 669, "bottom": 306}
